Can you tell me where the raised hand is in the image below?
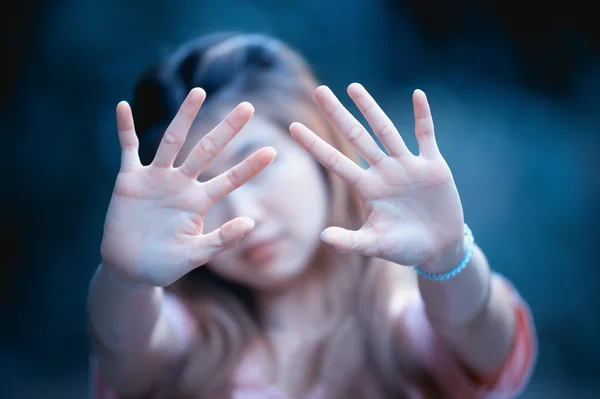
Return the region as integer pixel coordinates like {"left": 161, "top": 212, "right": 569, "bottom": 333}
{"left": 101, "top": 88, "right": 276, "bottom": 286}
{"left": 290, "top": 84, "right": 465, "bottom": 272}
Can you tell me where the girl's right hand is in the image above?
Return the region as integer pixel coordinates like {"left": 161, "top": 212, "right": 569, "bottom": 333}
{"left": 100, "top": 88, "right": 276, "bottom": 287}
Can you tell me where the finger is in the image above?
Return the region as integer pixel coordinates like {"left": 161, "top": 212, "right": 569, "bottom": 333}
{"left": 347, "top": 83, "right": 411, "bottom": 158}
{"left": 413, "top": 89, "right": 440, "bottom": 159}
{"left": 152, "top": 88, "right": 206, "bottom": 168}
{"left": 320, "top": 226, "right": 378, "bottom": 256}
{"left": 179, "top": 102, "right": 254, "bottom": 179}
{"left": 314, "top": 85, "right": 386, "bottom": 166}
{"left": 201, "top": 147, "right": 276, "bottom": 209}
{"left": 190, "top": 217, "right": 255, "bottom": 264}
{"left": 289, "top": 122, "right": 363, "bottom": 186}
{"left": 115, "top": 101, "right": 141, "bottom": 172}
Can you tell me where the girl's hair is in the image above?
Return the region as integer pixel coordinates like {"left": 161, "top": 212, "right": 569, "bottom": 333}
{"left": 131, "top": 32, "right": 440, "bottom": 399}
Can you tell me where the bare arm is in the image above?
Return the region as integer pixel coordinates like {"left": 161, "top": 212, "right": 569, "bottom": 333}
{"left": 88, "top": 264, "right": 185, "bottom": 397}
{"left": 417, "top": 245, "right": 516, "bottom": 375}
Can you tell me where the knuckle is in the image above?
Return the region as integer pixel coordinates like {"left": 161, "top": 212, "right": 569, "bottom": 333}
{"left": 178, "top": 163, "right": 194, "bottom": 178}
{"left": 245, "top": 157, "right": 259, "bottom": 174}
{"left": 227, "top": 169, "right": 240, "bottom": 188}
{"left": 180, "top": 106, "right": 197, "bottom": 122}
{"left": 361, "top": 100, "right": 377, "bottom": 114}
{"left": 203, "top": 184, "right": 215, "bottom": 201}
{"left": 378, "top": 123, "right": 396, "bottom": 138}
{"left": 348, "top": 232, "right": 357, "bottom": 251}
{"left": 327, "top": 151, "right": 341, "bottom": 167}
{"left": 199, "top": 136, "right": 218, "bottom": 155}
{"left": 306, "top": 137, "right": 318, "bottom": 152}
{"left": 324, "top": 103, "right": 339, "bottom": 117}
{"left": 224, "top": 116, "right": 239, "bottom": 133}
{"left": 370, "top": 151, "right": 385, "bottom": 165}
{"left": 346, "top": 124, "right": 364, "bottom": 142}
{"left": 162, "top": 129, "right": 181, "bottom": 146}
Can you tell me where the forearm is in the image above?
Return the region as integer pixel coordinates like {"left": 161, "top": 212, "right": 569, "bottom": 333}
{"left": 418, "top": 246, "right": 515, "bottom": 375}
{"left": 87, "top": 263, "right": 176, "bottom": 396}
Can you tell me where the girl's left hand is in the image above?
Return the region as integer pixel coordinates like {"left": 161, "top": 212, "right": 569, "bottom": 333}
{"left": 290, "top": 84, "right": 465, "bottom": 272}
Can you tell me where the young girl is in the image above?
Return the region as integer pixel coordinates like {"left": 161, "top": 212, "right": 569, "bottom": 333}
{"left": 88, "top": 33, "right": 536, "bottom": 399}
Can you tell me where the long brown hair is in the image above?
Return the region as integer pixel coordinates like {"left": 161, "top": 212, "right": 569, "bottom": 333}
{"left": 131, "top": 33, "right": 440, "bottom": 399}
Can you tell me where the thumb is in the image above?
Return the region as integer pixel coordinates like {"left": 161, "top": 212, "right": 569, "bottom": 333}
{"left": 320, "top": 226, "right": 378, "bottom": 256}
{"left": 190, "top": 217, "right": 255, "bottom": 265}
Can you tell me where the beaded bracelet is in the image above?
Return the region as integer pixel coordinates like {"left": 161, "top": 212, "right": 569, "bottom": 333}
{"left": 414, "top": 224, "right": 474, "bottom": 281}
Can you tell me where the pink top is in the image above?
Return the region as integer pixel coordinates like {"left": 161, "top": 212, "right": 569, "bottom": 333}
{"left": 91, "top": 277, "right": 536, "bottom": 399}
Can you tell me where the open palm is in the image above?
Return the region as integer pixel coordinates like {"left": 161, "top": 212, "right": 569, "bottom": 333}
{"left": 290, "top": 84, "right": 464, "bottom": 269}
{"left": 101, "top": 88, "right": 276, "bottom": 286}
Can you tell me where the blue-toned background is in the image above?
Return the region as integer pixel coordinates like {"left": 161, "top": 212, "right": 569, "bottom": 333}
{"left": 2, "top": 1, "right": 599, "bottom": 397}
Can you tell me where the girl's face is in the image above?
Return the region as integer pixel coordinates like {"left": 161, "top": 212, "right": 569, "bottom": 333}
{"left": 177, "top": 113, "right": 329, "bottom": 290}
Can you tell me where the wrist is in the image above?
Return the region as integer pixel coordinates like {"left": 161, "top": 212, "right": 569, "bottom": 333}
{"left": 415, "top": 224, "right": 475, "bottom": 281}
{"left": 419, "top": 226, "right": 471, "bottom": 274}
{"left": 98, "top": 262, "right": 154, "bottom": 291}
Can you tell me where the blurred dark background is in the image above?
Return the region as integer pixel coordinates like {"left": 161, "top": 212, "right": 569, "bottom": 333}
{"left": 1, "top": 1, "right": 599, "bottom": 398}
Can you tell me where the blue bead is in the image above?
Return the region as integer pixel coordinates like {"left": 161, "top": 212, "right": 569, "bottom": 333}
{"left": 414, "top": 224, "right": 474, "bottom": 282}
